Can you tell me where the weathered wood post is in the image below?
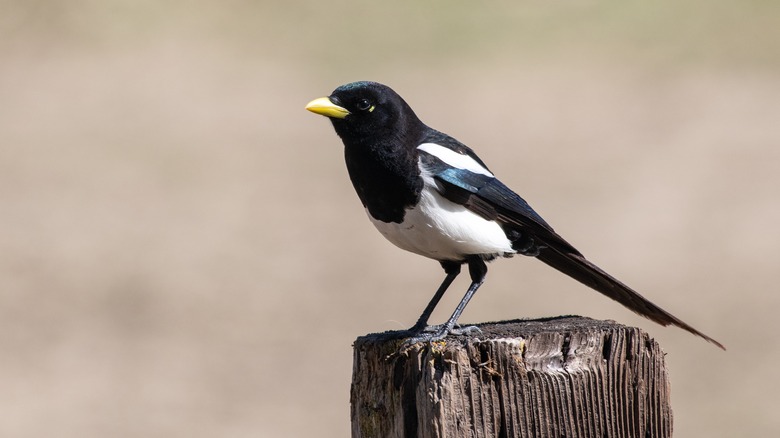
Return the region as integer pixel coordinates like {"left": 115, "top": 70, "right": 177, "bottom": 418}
{"left": 351, "top": 316, "right": 672, "bottom": 438}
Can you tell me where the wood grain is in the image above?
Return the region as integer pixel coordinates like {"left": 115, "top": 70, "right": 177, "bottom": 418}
{"left": 351, "top": 316, "right": 672, "bottom": 438}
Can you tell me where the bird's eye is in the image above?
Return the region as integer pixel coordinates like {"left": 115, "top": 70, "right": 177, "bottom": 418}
{"left": 355, "top": 99, "right": 373, "bottom": 112}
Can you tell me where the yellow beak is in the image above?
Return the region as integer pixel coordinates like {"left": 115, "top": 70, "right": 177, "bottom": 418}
{"left": 305, "top": 97, "right": 350, "bottom": 119}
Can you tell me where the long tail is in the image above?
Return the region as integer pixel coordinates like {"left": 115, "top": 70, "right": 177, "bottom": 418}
{"left": 535, "top": 245, "right": 725, "bottom": 350}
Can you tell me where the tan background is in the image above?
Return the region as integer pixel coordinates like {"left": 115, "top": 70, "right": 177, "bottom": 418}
{"left": 2, "top": 1, "right": 778, "bottom": 436}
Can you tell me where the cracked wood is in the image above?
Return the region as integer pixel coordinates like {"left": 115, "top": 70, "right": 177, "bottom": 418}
{"left": 351, "top": 316, "right": 672, "bottom": 438}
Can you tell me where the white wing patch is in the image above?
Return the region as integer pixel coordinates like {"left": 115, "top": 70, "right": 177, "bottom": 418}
{"left": 417, "top": 143, "right": 494, "bottom": 177}
{"left": 367, "top": 165, "right": 513, "bottom": 262}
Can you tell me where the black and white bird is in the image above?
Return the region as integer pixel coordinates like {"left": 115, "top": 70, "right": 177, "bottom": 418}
{"left": 306, "top": 81, "right": 723, "bottom": 350}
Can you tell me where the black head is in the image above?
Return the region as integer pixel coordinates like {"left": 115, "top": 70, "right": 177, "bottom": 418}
{"left": 306, "top": 81, "right": 424, "bottom": 143}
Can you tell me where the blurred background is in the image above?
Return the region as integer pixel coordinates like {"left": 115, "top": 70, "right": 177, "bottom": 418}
{"left": 1, "top": 1, "right": 778, "bottom": 436}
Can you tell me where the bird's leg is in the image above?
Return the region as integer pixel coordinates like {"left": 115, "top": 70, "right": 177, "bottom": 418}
{"left": 438, "top": 257, "right": 487, "bottom": 336}
{"left": 404, "top": 257, "right": 487, "bottom": 345}
{"left": 408, "top": 261, "right": 461, "bottom": 334}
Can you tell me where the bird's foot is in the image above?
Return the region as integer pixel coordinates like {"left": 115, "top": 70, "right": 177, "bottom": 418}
{"left": 420, "top": 323, "right": 445, "bottom": 333}
{"left": 448, "top": 324, "right": 482, "bottom": 336}
{"left": 409, "top": 323, "right": 482, "bottom": 335}
{"left": 401, "top": 323, "right": 482, "bottom": 352}
{"left": 401, "top": 328, "right": 448, "bottom": 351}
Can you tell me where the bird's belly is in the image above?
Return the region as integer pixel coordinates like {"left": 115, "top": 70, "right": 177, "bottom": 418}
{"left": 367, "top": 187, "right": 514, "bottom": 261}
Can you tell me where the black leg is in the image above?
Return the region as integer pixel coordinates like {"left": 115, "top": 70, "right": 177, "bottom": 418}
{"left": 409, "top": 261, "right": 461, "bottom": 333}
{"left": 438, "top": 257, "right": 487, "bottom": 334}
{"left": 403, "top": 256, "right": 488, "bottom": 346}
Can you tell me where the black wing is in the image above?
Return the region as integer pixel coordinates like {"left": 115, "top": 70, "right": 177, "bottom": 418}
{"left": 419, "top": 150, "right": 725, "bottom": 350}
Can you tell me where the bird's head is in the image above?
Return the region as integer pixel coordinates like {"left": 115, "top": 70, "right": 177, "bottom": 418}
{"left": 306, "top": 81, "right": 422, "bottom": 142}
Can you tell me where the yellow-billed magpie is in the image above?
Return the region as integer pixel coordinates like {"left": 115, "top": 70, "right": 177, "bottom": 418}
{"left": 306, "top": 81, "right": 724, "bottom": 350}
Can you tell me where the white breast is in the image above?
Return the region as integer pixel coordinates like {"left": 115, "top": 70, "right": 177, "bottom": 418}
{"left": 368, "top": 167, "right": 514, "bottom": 262}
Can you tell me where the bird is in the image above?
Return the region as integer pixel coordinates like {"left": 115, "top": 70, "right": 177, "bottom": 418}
{"left": 305, "top": 80, "right": 724, "bottom": 350}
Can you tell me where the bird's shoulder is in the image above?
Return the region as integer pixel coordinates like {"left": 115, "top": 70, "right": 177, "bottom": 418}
{"left": 420, "top": 129, "right": 491, "bottom": 170}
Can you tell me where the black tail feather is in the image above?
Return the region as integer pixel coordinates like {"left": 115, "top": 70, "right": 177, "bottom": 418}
{"left": 535, "top": 245, "right": 725, "bottom": 350}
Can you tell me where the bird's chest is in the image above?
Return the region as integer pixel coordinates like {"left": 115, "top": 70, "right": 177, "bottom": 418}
{"left": 344, "top": 145, "right": 422, "bottom": 223}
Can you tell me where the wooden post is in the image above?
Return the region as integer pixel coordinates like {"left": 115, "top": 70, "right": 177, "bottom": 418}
{"left": 351, "top": 316, "right": 672, "bottom": 438}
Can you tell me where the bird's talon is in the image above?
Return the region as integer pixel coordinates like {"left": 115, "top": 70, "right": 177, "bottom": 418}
{"left": 449, "top": 325, "right": 482, "bottom": 336}
{"left": 410, "top": 323, "right": 474, "bottom": 334}
{"left": 421, "top": 324, "right": 445, "bottom": 333}
{"left": 401, "top": 323, "right": 481, "bottom": 352}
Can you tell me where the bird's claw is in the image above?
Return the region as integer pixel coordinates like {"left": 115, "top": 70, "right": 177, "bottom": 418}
{"left": 448, "top": 325, "right": 482, "bottom": 336}
{"left": 411, "top": 323, "right": 481, "bottom": 334}
{"left": 400, "top": 324, "right": 482, "bottom": 353}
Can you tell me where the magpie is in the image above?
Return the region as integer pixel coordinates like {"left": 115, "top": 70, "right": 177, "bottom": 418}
{"left": 306, "top": 81, "right": 724, "bottom": 350}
